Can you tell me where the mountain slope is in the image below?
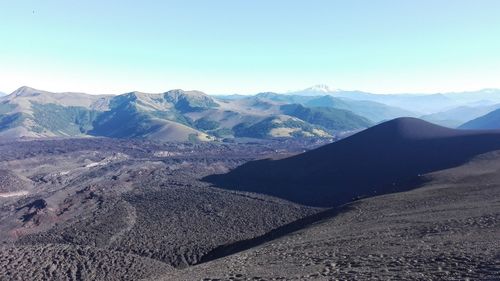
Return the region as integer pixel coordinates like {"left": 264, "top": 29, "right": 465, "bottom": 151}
{"left": 0, "top": 87, "right": 110, "bottom": 138}
{"left": 0, "top": 87, "right": 217, "bottom": 141}
{"left": 303, "top": 96, "right": 415, "bottom": 122}
{"left": 421, "top": 104, "right": 500, "bottom": 128}
{"left": 252, "top": 92, "right": 415, "bottom": 123}
{"left": 168, "top": 150, "right": 500, "bottom": 280}
{"left": 205, "top": 117, "right": 500, "bottom": 207}
{"left": 89, "top": 91, "right": 213, "bottom": 141}
{"left": 164, "top": 89, "right": 219, "bottom": 112}
{"left": 279, "top": 104, "right": 372, "bottom": 130}
{"left": 459, "top": 108, "right": 500, "bottom": 129}
{"left": 233, "top": 115, "right": 331, "bottom": 138}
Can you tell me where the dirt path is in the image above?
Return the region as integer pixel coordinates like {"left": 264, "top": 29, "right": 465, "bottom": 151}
{"left": 0, "top": 191, "right": 28, "bottom": 198}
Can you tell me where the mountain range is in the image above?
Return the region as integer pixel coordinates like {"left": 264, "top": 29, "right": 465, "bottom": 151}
{"left": 0, "top": 86, "right": 375, "bottom": 141}
{"left": 261, "top": 86, "right": 500, "bottom": 128}
{"left": 1, "top": 85, "right": 500, "bottom": 141}
{"left": 421, "top": 104, "right": 500, "bottom": 128}
{"left": 290, "top": 86, "right": 500, "bottom": 114}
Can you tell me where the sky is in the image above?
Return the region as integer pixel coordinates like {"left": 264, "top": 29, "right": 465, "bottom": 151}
{"left": 1, "top": 0, "right": 500, "bottom": 95}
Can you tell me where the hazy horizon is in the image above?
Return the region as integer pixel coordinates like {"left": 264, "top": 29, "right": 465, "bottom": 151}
{"left": 3, "top": 84, "right": 500, "bottom": 97}
{"left": 1, "top": 1, "right": 500, "bottom": 95}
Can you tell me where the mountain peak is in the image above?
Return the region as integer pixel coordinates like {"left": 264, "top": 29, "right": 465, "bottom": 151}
{"left": 11, "top": 86, "right": 41, "bottom": 97}
{"left": 346, "top": 117, "right": 499, "bottom": 146}
{"left": 386, "top": 117, "right": 450, "bottom": 135}
{"left": 355, "top": 117, "right": 464, "bottom": 141}
{"left": 165, "top": 89, "right": 208, "bottom": 98}
{"left": 286, "top": 84, "right": 341, "bottom": 96}
{"left": 304, "top": 84, "right": 339, "bottom": 93}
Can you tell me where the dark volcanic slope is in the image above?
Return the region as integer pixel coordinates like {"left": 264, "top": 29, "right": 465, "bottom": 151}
{"left": 167, "top": 151, "right": 500, "bottom": 280}
{"left": 205, "top": 117, "right": 500, "bottom": 207}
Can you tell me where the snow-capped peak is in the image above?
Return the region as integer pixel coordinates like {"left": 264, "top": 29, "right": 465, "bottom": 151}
{"left": 303, "top": 84, "right": 340, "bottom": 93}
{"left": 284, "top": 84, "right": 342, "bottom": 96}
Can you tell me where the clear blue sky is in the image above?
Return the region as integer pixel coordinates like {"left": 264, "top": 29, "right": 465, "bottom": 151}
{"left": 1, "top": 0, "right": 499, "bottom": 95}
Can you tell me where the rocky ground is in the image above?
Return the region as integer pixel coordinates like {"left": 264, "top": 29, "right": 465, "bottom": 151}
{"left": 0, "top": 138, "right": 499, "bottom": 280}
{"left": 0, "top": 244, "right": 172, "bottom": 280}
{"left": 0, "top": 138, "right": 325, "bottom": 280}
{"left": 163, "top": 151, "right": 500, "bottom": 281}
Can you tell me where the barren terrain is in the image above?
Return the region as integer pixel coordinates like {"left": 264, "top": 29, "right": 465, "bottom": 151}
{"left": 0, "top": 138, "right": 325, "bottom": 280}
{"left": 0, "top": 134, "right": 498, "bottom": 280}
{"left": 165, "top": 151, "right": 500, "bottom": 280}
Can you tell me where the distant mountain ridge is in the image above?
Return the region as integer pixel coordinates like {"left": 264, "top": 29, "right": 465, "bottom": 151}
{"left": 279, "top": 104, "right": 372, "bottom": 131}
{"left": 459, "top": 107, "right": 500, "bottom": 130}
{"left": 2, "top": 85, "right": 500, "bottom": 141}
{"left": 250, "top": 92, "right": 416, "bottom": 123}
{"left": 288, "top": 85, "right": 500, "bottom": 115}
{"left": 0, "top": 86, "right": 372, "bottom": 141}
{"left": 422, "top": 104, "right": 500, "bottom": 128}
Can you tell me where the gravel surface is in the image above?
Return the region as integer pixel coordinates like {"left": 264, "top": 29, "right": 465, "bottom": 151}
{"left": 0, "top": 244, "right": 172, "bottom": 281}
{"left": 163, "top": 151, "right": 500, "bottom": 280}
{"left": 0, "top": 138, "right": 321, "bottom": 280}
{"left": 1, "top": 137, "right": 499, "bottom": 280}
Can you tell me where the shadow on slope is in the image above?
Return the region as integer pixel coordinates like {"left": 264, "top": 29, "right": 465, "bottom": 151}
{"left": 199, "top": 204, "right": 353, "bottom": 264}
{"left": 204, "top": 117, "right": 500, "bottom": 207}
